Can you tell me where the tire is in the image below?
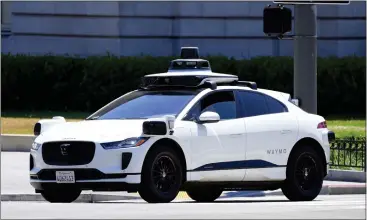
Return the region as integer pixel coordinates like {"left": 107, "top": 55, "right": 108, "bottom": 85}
{"left": 138, "top": 146, "right": 183, "bottom": 203}
{"left": 41, "top": 187, "right": 81, "bottom": 203}
{"left": 281, "top": 145, "right": 324, "bottom": 201}
{"left": 186, "top": 186, "right": 222, "bottom": 202}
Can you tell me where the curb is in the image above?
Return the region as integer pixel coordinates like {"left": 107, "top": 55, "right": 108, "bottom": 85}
{"left": 0, "top": 134, "right": 34, "bottom": 152}
{"left": 327, "top": 185, "right": 366, "bottom": 195}
{"left": 2, "top": 185, "right": 365, "bottom": 202}
{"left": 0, "top": 193, "right": 141, "bottom": 203}
{"left": 325, "top": 169, "right": 366, "bottom": 183}
{"left": 265, "top": 184, "right": 366, "bottom": 196}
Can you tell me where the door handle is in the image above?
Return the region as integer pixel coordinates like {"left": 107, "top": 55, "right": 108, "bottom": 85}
{"left": 230, "top": 133, "right": 243, "bottom": 136}
{"left": 280, "top": 130, "right": 292, "bottom": 134}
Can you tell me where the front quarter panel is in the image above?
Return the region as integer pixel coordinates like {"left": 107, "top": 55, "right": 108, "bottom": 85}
{"left": 126, "top": 126, "right": 192, "bottom": 175}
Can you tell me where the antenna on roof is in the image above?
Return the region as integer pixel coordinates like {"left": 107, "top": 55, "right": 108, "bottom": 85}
{"left": 180, "top": 47, "right": 200, "bottom": 59}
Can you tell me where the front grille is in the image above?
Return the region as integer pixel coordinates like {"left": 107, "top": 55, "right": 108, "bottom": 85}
{"left": 42, "top": 141, "right": 95, "bottom": 166}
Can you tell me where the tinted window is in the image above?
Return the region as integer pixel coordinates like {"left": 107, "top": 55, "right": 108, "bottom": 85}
{"left": 237, "top": 91, "right": 268, "bottom": 117}
{"left": 265, "top": 95, "right": 287, "bottom": 114}
{"left": 185, "top": 91, "right": 237, "bottom": 120}
{"left": 89, "top": 90, "right": 197, "bottom": 120}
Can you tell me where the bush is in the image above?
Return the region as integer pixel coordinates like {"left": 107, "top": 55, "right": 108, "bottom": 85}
{"left": 1, "top": 54, "right": 365, "bottom": 116}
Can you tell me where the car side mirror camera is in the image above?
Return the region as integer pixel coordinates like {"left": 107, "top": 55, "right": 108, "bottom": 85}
{"left": 142, "top": 115, "right": 175, "bottom": 136}
{"left": 34, "top": 116, "right": 66, "bottom": 136}
{"left": 198, "top": 111, "right": 220, "bottom": 124}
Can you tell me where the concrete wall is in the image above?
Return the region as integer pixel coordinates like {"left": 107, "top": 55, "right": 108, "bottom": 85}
{"left": 1, "top": 1, "right": 365, "bottom": 58}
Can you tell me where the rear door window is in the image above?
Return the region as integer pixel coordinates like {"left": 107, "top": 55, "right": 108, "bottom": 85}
{"left": 237, "top": 91, "right": 269, "bottom": 117}
{"left": 265, "top": 95, "right": 288, "bottom": 114}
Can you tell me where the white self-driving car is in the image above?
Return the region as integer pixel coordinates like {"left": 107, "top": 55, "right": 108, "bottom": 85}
{"left": 30, "top": 47, "right": 335, "bottom": 203}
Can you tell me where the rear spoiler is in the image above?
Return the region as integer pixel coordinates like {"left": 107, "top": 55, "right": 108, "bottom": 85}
{"left": 270, "top": 91, "right": 300, "bottom": 107}
{"left": 264, "top": 90, "right": 301, "bottom": 107}
{"left": 289, "top": 98, "right": 300, "bottom": 107}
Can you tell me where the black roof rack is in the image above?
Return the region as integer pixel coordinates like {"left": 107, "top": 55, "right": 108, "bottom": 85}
{"left": 139, "top": 75, "right": 222, "bottom": 90}
{"left": 139, "top": 81, "right": 217, "bottom": 91}
{"left": 139, "top": 75, "right": 257, "bottom": 91}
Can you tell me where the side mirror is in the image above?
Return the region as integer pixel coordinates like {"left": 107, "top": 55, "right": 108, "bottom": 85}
{"left": 198, "top": 111, "right": 220, "bottom": 124}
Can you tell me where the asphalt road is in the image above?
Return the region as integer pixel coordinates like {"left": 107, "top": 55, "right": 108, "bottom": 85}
{"left": 1, "top": 194, "right": 365, "bottom": 219}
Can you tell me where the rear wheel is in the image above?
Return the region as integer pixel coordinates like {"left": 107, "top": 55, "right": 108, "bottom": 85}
{"left": 41, "top": 187, "right": 81, "bottom": 203}
{"left": 282, "top": 146, "right": 324, "bottom": 201}
{"left": 186, "top": 186, "right": 222, "bottom": 202}
{"left": 138, "top": 146, "right": 183, "bottom": 203}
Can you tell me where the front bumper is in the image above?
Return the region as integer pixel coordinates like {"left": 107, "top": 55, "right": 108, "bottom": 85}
{"left": 30, "top": 139, "right": 155, "bottom": 189}
{"left": 31, "top": 181, "right": 140, "bottom": 192}
{"left": 30, "top": 168, "right": 142, "bottom": 191}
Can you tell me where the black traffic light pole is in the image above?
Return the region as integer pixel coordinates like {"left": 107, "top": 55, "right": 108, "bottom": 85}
{"left": 293, "top": 4, "right": 317, "bottom": 114}
{"left": 265, "top": 1, "right": 349, "bottom": 114}
{"left": 263, "top": 3, "right": 317, "bottom": 113}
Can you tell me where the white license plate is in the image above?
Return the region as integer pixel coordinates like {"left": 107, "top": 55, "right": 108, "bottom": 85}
{"left": 56, "top": 171, "right": 75, "bottom": 183}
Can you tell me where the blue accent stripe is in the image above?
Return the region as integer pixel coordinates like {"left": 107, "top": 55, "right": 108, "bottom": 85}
{"left": 188, "top": 160, "right": 286, "bottom": 172}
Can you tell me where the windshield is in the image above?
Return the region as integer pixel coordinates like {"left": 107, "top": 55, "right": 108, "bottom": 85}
{"left": 88, "top": 90, "right": 198, "bottom": 120}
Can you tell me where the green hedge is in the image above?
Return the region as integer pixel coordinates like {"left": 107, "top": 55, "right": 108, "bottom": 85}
{"left": 1, "top": 54, "right": 365, "bottom": 116}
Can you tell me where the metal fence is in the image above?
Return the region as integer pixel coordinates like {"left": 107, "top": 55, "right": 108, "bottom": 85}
{"left": 330, "top": 137, "right": 366, "bottom": 171}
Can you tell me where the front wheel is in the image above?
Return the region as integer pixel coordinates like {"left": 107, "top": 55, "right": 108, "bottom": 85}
{"left": 41, "top": 187, "right": 81, "bottom": 203}
{"left": 281, "top": 146, "right": 324, "bottom": 201}
{"left": 138, "top": 146, "right": 183, "bottom": 203}
{"left": 186, "top": 186, "right": 223, "bottom": 202}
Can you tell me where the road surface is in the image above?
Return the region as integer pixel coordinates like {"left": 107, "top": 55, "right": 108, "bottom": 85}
{"left": 1, "top": 194, "right": 365, "bottom": 219}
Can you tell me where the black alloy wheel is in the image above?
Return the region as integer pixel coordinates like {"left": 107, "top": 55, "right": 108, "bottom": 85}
{"left": 152, "top": 155, "right": 179, "bottom": 194}
{"left": 281, "top": 146, "right": 324, "bottom": 201}
{"left": 138, "top": 146, "right": 183, "bottom": 203}
{"left": 295, "top": 154, "right": 318, "bottom": 191}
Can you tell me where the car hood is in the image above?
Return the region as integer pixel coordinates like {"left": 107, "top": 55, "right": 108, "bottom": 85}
{"left": 35, "top": 119, "right": 147, "bottom": 143}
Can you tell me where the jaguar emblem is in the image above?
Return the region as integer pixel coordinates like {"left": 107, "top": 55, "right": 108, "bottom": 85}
{"left": 60, "top": 144, "right": 70, "bottom": 156}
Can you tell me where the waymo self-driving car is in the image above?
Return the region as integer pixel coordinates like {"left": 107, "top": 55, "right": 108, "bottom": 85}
{"left": 30, "top": 47, "right": 334, "bottom": 203}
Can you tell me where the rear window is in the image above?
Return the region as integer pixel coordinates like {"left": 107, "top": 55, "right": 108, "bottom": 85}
{"left": 237, "top": 91, "right": 288, "bottom": 118}
{"left": 237, "top": 91, "right": 268, "bottom": 117}
{"left": 265, "top": 95, "right": 288, "bottom": 114}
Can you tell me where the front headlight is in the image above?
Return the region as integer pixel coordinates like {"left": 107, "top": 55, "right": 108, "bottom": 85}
{"left": 31, "top": 142, "right": 42, "bottom": 151}
{"left": 101, "top": 137, "right": 149, "bottom": 150}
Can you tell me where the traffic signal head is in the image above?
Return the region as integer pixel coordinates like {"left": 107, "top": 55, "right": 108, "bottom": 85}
{"left": 263, "top": 6, "right": 292, "bottom": 35}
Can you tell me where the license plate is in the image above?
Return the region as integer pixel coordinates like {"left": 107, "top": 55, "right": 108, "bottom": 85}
{"left": 56, "top": 171, "right": 75, "bottom": 183}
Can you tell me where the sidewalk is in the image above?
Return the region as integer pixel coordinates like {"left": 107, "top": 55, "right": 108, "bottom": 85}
{"left": 1, "top": 152, "right": 365, "bottom": 202}
{"left": 1, "top": 152, "right": 141, "bottom": 202}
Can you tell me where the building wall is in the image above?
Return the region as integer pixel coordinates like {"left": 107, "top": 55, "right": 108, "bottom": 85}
{"left": 1, "top": 1, "right": 365, "bottom": 58}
